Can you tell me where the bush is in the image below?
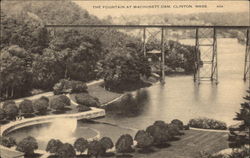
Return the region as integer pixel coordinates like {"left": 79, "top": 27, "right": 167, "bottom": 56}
{"left": 75, "top": 93, "right": 100, "bottom": 107}
{"left": 77, "top": 104, "right": 91, "bottom": 112}
{"left": 46, "top": 139, "right": 63, "bottom": 154}
{"left": 53, "top": 79, "right": 87, "bottom": 95}
{"left": 16, "top": 136, "right": 38, "bottom": 156}
{"left": 2, "top": 102, "right": 19, "bottom": 120}
{"left": 50, "top": 95, "right": 70, "bottom": 111}
{"left": 0, "top": 136, "right": 16, "bottom": 148}
{"left": 87, "top": 140, "right": 104, "bottom": 157}
{"left": 188, "top": 118, "right": 227, "bottom": 130}
{"left": 146, "top": 122, "right": 171, "bottom": 145}
{"left": 0, "top": 108, "right": 5, "bottom": 120}
{"left": 134, "top": 130, "right": 154, "bottom": 149}
{"left": 167, "top": 123, "right": 182, "bottom": 137}
{"left": 74, "top": 138, "right": 88, "bottom": 154}
{"left": 171, "top": 119, "right": 184, "bottom": 130}
{"left": 57, "top": 143, "right": 76, "bottom": 158}
{"left": 19, "top": 99, "right": 34, "bottom": 114}
{"left": 99, "top": 137, "right": 114, "bottom": 154}
{"left": 115, "top": 134, "right": 134, "bottom": 153}
{"left": 33, "top": 96, "right": 49, "bottom": 114}
{"left": 2, "top": 100, "right": 15, "bottom": 109}
{"left": 57, "top": 95, "right": 71, "bottom": 106}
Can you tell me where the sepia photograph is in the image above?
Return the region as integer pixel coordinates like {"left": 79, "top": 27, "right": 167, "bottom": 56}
{"left": 0, "top": 0, "right": 249, "bottom": 158}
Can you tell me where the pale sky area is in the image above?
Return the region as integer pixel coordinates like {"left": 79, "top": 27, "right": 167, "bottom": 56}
{"left": 74, "top": 1, "right": 250, "bottom": 18}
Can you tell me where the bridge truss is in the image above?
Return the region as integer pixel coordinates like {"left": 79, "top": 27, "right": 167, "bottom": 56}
{"left": 45, "top": 24, "right": 250, "bottom": 85}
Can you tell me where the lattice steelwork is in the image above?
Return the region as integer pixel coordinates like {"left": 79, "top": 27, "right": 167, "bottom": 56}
{"left": 46, "top": 24, "right": 250, "bottom": 85}
{"left": 244, "top": 29, "right": 250, "bottom": 82}
{"left": 194, "top": 28, "right": 218, "bottom": 83}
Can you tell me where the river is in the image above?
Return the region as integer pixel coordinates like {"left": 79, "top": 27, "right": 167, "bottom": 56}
{"left": 8, "top": 38, "right": 248, "bottom": 150}
{"left": 99, "top": 38, "right": 248, "bottom": 129}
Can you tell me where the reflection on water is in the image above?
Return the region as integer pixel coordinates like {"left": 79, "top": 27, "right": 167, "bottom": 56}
{"left": 8, "top": 38, "right": 248, "bottom": 150}
{"left": 101, "top": 38, "right": 248, "bottom": 129}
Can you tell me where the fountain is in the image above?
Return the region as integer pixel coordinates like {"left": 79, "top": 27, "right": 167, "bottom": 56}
{"left": 37, "top": 118, "right": 77, "bottom": 143}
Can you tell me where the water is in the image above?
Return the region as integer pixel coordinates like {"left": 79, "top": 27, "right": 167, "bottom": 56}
{"left": 99, "top": 38, "right": 248, "bottom": 130}
{"left": 8, "top": 38, "right": 248, "bottom": 149}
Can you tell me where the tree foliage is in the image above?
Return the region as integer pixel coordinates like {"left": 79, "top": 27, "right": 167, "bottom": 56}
{"left": 16, "top": 136, "right": 38, "bottom": 156}
{"left": 19, "top": 99, "right": 34, "bottom": 114}
{"left": 134, "top": 130, "right": 154, "bottom": 149}
{"left": 57, "top": 143, "right": 76, "bottom": 158}
{"left": 33, "top": 96, "right": 49, "bottom": 114}
{"left": 2, "top": 101, "right": 19, "bottom": 120}
{"left": 46, "top": 139, "right": 63, "bottom": 154}
{"left": 74, "top": 137, "right": 88, "bottom": 154}
{"left": 115, "top": 134, "right": 134, "bottom": 153}
{"left": 228, "top": 90, "right": 250, "bottom": 148}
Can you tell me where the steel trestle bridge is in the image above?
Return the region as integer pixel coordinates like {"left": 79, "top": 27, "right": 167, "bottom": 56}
{"left": 45, "top": 24, "right": 250, "bottom": 85}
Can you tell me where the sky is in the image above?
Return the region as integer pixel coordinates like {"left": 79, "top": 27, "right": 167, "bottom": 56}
{"left": 74, "top": 0, "right": 250, "bottom": 18}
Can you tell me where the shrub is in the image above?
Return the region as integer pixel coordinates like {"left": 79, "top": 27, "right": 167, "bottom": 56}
{"left": 33, "top": 96, "right": 49, "bottom": 114}
{"left": 74, "top": 138, "right": 88, "bottom": 154}
{"left": 115, "top": 134, "right": 134, "bottom": 153}
{"left": 99, "top": 137, "right": 114, "bottom": 154}
{"left": 0, "top": 108, "right": 5, "bottom": 120}
{"left": 53, "top": 79, "right": 87, "bottom": 95}
{"left": 75, "top": 93, "right": 100, "bottom": 107}
{"left": 50, "top": 95, "right": 70, "bottom": 111}
{"left": 183, "top": 125, "right": 190, "bottom": 130}
{"left": 16, "top": 136, "right": 38, "bottom": 156}
{"left": 2, "top": 102, "right": 18, "bottom": 120}
{"left": 134, "top": 130, "right": 154, "bottom": 149}
{"left": 2, "top": 100, "right": 15, "bottom": 109}
{"left": 146, "top": 122, "right": 171, "bottom": 145}
{"left": 188, "top": 118, "right": 227, "bottom": 130}
{"left": 228, "top": 91, "right": 250, "bottom": 148}
{"left": 0, "top": 136, "right": 16, "bottom": 148}
{"left": 87, "top": 140, "right": 104, "bottom": 157}
{"left": 57, "top": 95, "right": 71, "bottom": 106}
{"left": 171, "top": 119, "right": 184, "bottom": 130}
{"left": 46, "top": 139, "right": 63, "bottom": 154}
{"left": 19, "top": 99, "right": 34, "bottom": 114}
{"left": 167, "top": 123, "right": 182, "bottom": 137}
{"left": 77, "top": 104, "right": 91, "bottom": 112}
{"left": 57, "top": 143, "right": 76, "bottom": 158}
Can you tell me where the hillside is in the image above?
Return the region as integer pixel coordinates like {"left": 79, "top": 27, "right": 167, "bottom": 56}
{"left": 0, "top": 0, "right": 197, "bottom": 100}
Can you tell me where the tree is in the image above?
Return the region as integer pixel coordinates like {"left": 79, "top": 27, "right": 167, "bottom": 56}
{"left": 50, "top": 98, "right": 65, "bottom": 112}
{"left": 0, "top": 108, "right": 5, "bottom": 120}
{"left": 99, "top": 137, "right": 114, "bottom": 155}
{"left": 228, "top": 90, "right": 250, "bottom": 148}
{"left": 115, "top": 134, "right": 134, "bottom": 153}
{"left": 16, "top": 136, "right": 38, "bottom": 156}
{"left": 33, "top": 96, "right": 49, "bottom": 114}
{"left": 0, "top": 136, "right": 16, "bottom": 148}
{"left": 2, "top": 102, "right": 19, "bottom": 120}
{"left": 134, "top": 130, "right": 154, "bottom": 150}
{"left": 19, "top": 99, "right": 34, "bottom": 114}
{"left": 50, "top": 95, "right": 69, "bottom": 112}
{"left": 57, "top": 143, "right": 76, "bottom": 158}
{"left": 32, "top": 48, "right": 64, "bottom": 89}
{"left": 74, "top": 137, "right": 88, "bottom": 155}
{"left": 0, "top": 46, "right": 31, "bottom": 99}
{"left": 75, "top": 93, "right": 100, "bottom": 107}
{"left": 171, "top": 119, "right": 184, "bottom": 130}
{"left": 77, "top": 104, "right": 91, "bottom": 112}
{"left": 87, "top": 140, "right": 103, "bottom": 158}
{"left": 146, "top": 121, "right": 172, "bottom": 145}
{"left": 99, "top": 47, "right": 151, "bottom": 91}
{"left": 46, "top": 139, "right": 63, "bottom": 154}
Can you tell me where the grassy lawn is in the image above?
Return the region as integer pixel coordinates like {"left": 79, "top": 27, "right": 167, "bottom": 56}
{"left": 70, "top": 82, "right": 122, "bottom": 105}
{"left": 132, "top": 130, "right": 228, "bottom": 158}
{"left": 74, "top": 122, "right": 229, "bottom": 158}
